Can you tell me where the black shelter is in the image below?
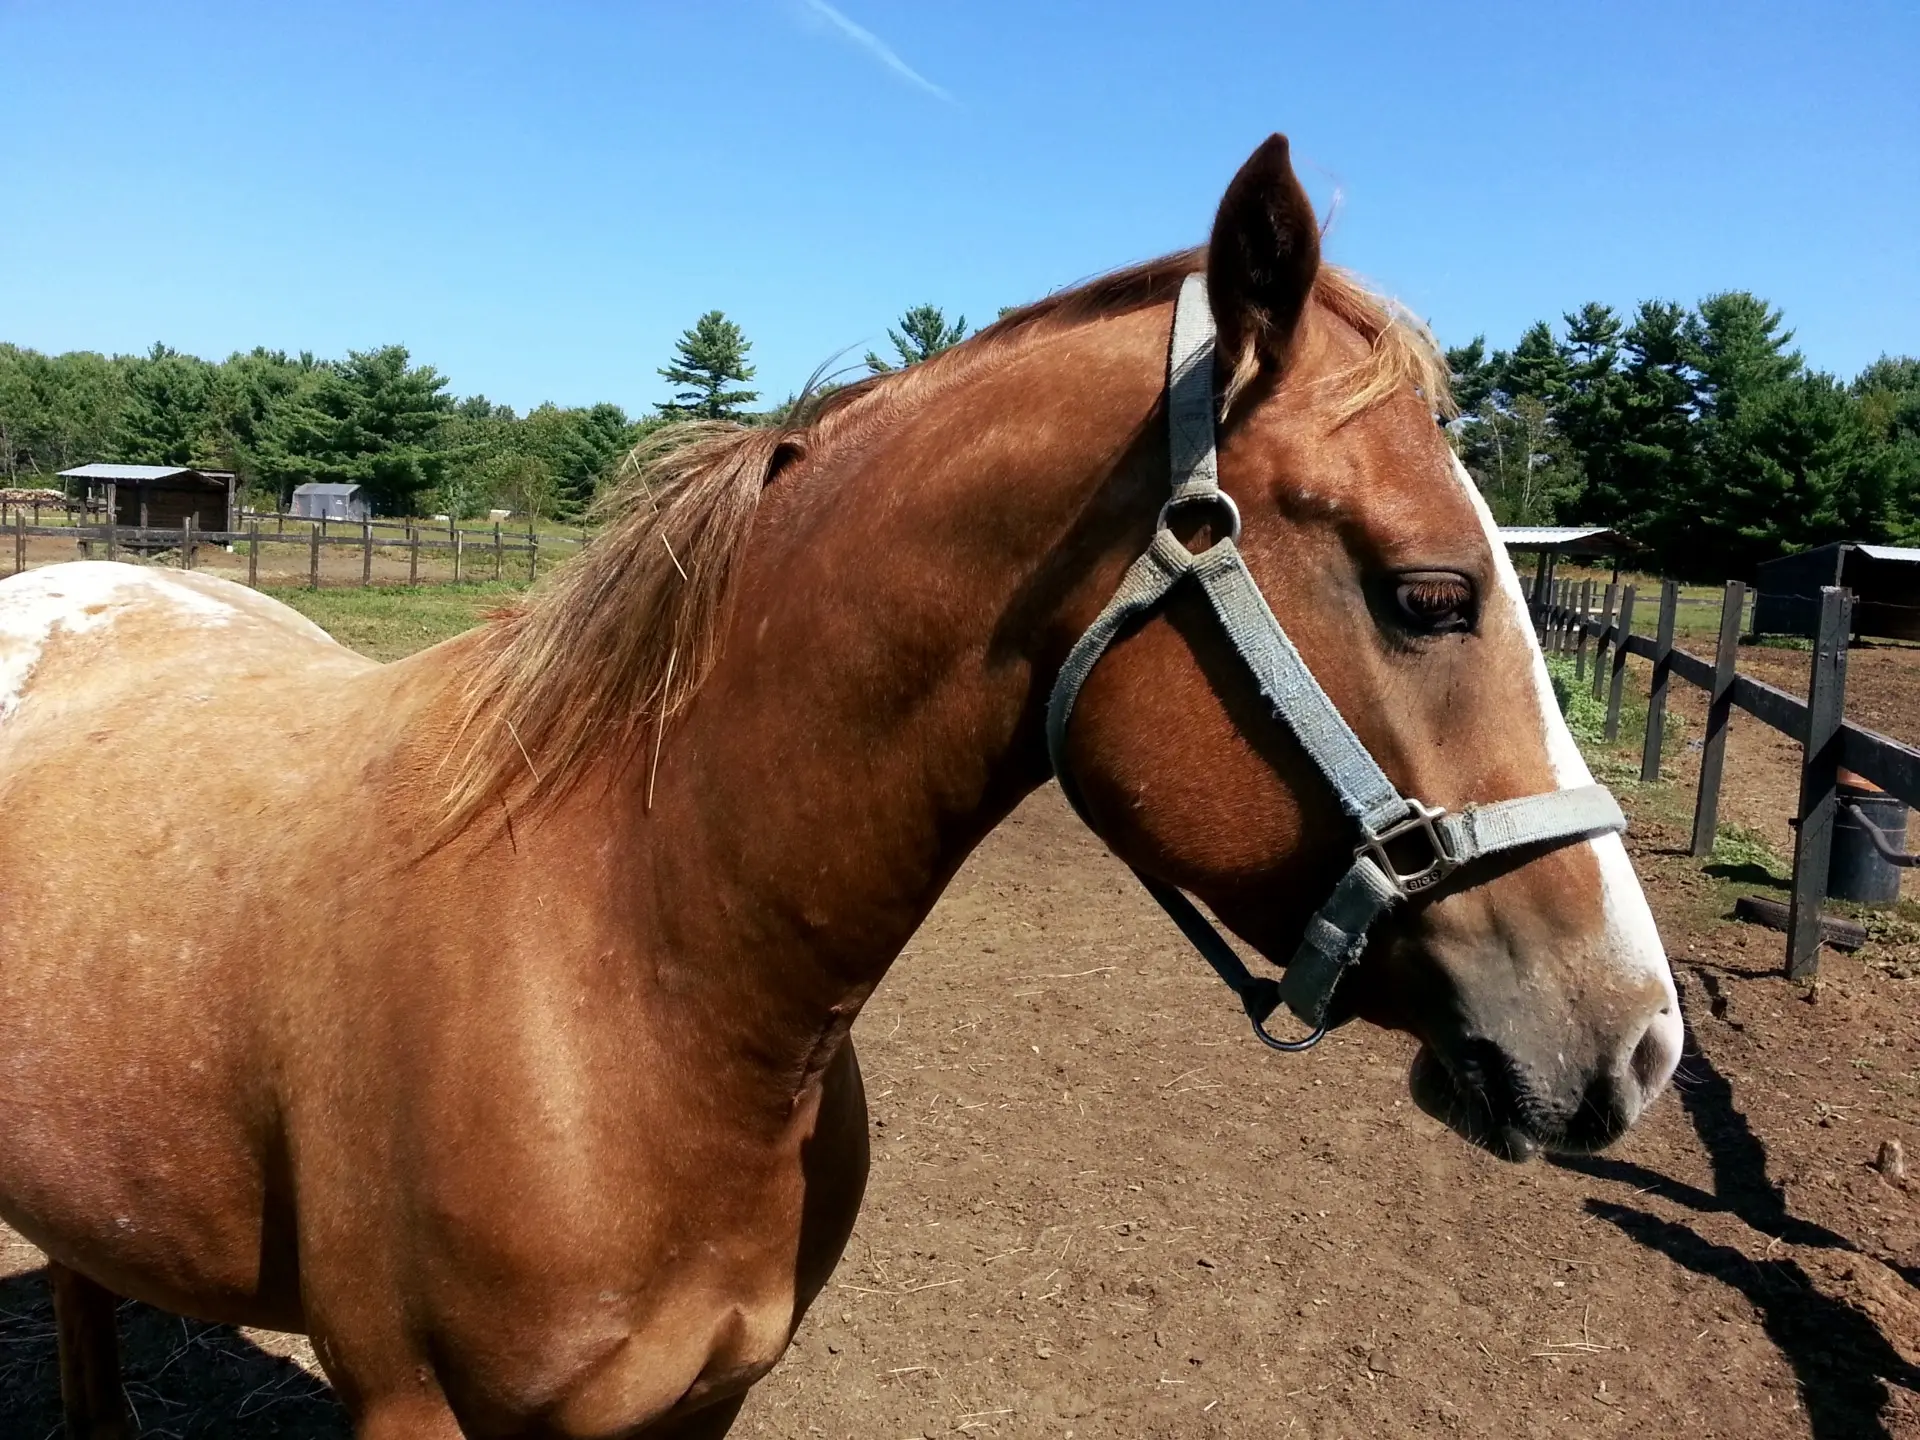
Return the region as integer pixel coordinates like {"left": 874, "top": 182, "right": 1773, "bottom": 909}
{"left": 1752, "top": 543, "right": 1920, "bottom": 642}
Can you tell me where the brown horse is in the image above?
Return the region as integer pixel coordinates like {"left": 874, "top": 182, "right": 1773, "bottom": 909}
{"left": 0, "top": 135, "right": 1678, "bottom": 1438}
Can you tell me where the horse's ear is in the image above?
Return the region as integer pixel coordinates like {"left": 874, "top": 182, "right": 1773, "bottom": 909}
{"left": 1206, "top": 134, "right": 1321, "bottom": 375}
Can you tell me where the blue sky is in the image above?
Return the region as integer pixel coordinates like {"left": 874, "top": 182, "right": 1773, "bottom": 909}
{"left": 2, "top": 1, "right": 1915, "bottom": 413}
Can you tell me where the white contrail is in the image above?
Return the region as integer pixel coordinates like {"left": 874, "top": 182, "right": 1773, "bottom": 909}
{"left": 801, "top": 0, "right": 954, "bottom": 103}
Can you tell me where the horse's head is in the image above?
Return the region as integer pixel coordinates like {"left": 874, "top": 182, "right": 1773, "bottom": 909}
{"left": 1058, "top": 135, "right": 1679, "bottom": 1160}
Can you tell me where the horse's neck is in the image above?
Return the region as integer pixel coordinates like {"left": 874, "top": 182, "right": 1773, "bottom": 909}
{"left": 634, "top": 343, "right": 1163, "bottom": 1092}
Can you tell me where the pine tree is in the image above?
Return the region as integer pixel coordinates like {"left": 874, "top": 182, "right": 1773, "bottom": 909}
{"left": 1687, "top": 292, "right": 1809, "bottom": 576}
{"left": 1445, "top": 337, "right": 1496, "bottom": 415}
{"left": 865, "top": 305, "right": 968, "bottom": 373}
{"left": 659, "top": 312, "right": 758, "bottom": 420}
{"left": 1854, "top": 358, "right": 1920, "bottom": 542}
{"left": 258, "top": 346, "right": 452, "bottom": 514}
{"left": 1556, "top": 304, "right": 1629, "bottom": 525}
{"left": 120, "top": 344, "right": 219, "bottom": 466}
{"left": 1499, "top": 322, "right": 1569, "bottom": 405}
{"left": 1611, "top": 301, "right": 1702, "bottom": 567}
{"left": 1448, "top": 324, "right": 1580, "bottom": 524}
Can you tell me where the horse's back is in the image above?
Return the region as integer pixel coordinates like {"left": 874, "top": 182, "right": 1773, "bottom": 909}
{"left": 0, "top": 561, "right": 366, "bottom": 735}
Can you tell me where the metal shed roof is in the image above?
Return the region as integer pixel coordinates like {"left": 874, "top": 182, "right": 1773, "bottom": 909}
{"left": 60, "top": 463, "right": 197, "bottom": 481}
{"left": 292, "top": 482, "right": 364, "bottom": 496}
{"left": 1855, "top": 544, "right": 1920, "bottom": 564}
{"left": 1497, "top": 525, "right": 1629, "bottom": 551}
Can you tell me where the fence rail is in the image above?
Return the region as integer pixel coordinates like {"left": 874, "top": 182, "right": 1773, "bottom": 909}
{"left": 1534, "top": 576, "right": 1920, "bottom": 977}
{"left": 4, "top": 511, "right": 583, "bottom": 589}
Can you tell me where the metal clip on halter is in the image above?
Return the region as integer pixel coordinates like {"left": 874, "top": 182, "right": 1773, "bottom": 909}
{"left": 1357, "top": 799, "right": 1459, "bottom": 899}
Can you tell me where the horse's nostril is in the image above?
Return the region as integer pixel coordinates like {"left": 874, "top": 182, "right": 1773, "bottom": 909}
{"left": 1629, "top": 1005, "right": 1682, "bottom": 1097}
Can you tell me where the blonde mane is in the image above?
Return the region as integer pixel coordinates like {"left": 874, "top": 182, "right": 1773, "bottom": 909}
{"left": 445, "top": 252, "right": 1450, "bottom": 828}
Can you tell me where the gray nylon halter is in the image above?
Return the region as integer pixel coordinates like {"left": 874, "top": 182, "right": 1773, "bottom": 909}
{"left": 1045, "top": 273, "right": 1626, "bottom": 1051}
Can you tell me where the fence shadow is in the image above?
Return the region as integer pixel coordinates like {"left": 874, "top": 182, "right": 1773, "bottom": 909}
{"left": 0, "top": 1267, "right": 348, "bottom": 1439}
{"left": 1551, "top": 1027, "right": 1920, "bottom": 1440}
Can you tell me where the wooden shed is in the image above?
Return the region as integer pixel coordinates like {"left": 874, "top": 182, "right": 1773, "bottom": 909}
{"left": 59, "top": 463, "right": 236, "bottom": 535}
{"left": 1753, "top": 542, "right": 1920, "bottom": 642}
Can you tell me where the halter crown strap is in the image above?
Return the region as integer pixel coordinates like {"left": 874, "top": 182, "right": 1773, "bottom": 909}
{"left": 1045, "top": 273, "right": 1627, "bottom": 1049}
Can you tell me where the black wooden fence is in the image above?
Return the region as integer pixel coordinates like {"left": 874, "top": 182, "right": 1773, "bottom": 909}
{"left": 1533, "top": 576, "right": 1920, "bottom": 977}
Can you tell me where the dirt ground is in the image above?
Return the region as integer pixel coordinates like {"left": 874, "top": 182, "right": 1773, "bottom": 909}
{"left": 3, "top": 653, "right": 1917, "bottom": 1437}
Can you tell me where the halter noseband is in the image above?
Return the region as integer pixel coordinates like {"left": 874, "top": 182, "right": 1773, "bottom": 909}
{"left": 1045, "top": 273, "right": 1626, "bottom": 1052}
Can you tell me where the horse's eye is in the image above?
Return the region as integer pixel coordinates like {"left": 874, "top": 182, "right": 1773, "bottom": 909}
{"left": 1393, "top": 572, "right": 1475, "bottom": 635}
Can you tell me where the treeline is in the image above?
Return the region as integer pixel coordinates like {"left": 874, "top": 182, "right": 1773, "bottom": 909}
{"left": 0, "top": 300, "right": 979, "bottom": 523}
{"left": 0, "top": 342, "right": 644, "bottom": 521}
{"left": 1450, "top": 292, "right": 1920, "bottom": 580}
{"left": 15, "top": 288, "right": 1913, "bottom": 566}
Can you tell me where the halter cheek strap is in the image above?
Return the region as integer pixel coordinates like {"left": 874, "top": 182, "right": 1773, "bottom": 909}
{"left": 1045, "top": 273, "right": 1626, "bottom": 1051}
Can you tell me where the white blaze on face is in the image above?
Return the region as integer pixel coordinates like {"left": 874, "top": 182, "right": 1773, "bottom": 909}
{"left": 1444, "top": 457, "right": 1681, "bottom": 1078}
{"left": 0, "top": 562, "right": 330, "bottom": 727}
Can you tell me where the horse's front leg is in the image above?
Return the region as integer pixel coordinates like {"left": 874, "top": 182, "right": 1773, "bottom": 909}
{"left": 48, "top": 1260, "right": 130, "bottom": 1440}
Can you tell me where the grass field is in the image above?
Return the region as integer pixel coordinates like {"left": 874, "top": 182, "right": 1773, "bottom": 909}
{"left": 261, "top": 582, "right": 523, "bottom": 661}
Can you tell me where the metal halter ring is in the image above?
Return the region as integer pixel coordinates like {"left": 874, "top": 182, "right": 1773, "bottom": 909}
{"left": 1356, "top": 799, "right": 1459, "bottom": 899}
{"left": 1157, "top": 490, "right": 1242, "bottom": 554}
{"left": 1251, "top": 1012, "right": 1329, "bottom": 1053}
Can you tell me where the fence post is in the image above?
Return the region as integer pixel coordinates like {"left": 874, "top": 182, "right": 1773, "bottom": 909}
{"left": 493, "top": 522, "right": 503, "bottom": 581}
{"left": 528, "top": 527, "right": 538, "bottom": 583}
{"left": 248, "top": 521, "right": 260, "bottom": 588}
{"left": 1603, "top": 584, "right": 1637, "bottom": 741}
{"left": 309, "top": 522, "right": 321, "bottom": 590}
{"left": 1638, "top": 580, "right": 1679, "bottom": 782}
{"left": 1591, "top": 582, "right": 1619, "bottom": 700}
{"left": 1529, "top": 551, "right": 1551, "bottom": 639}
{"left": 1573, "top": 579, "right": 1594, "bottom": 680}
{"left": 408, "top": 522, "right": 419, "bottom": 585}
{"left": 1689, "top": 580, "right": 1747, "bottom": 858}
{"left": 362, "top": 518, "right": 374, "bottom": 587}
{"left": 453, "top": 522, "right": 463, "bottom": 583}
{"left": 14, "top": 507, "right": 23, "bottom": 574}
{"left": 1785, "top": 586, "right": 1852, "bottom": 979}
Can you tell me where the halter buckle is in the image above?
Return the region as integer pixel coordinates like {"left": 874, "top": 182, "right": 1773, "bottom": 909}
{"left": 1356, "top": 799, "right": 1458, "bottom": 899}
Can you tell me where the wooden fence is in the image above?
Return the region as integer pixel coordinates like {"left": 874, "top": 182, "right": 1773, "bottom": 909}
{"left": 1533, "top": 576, "right": 1920, "bottom": 977}
{"left": 4, "top": 510, "right": 584, "bottom": 589}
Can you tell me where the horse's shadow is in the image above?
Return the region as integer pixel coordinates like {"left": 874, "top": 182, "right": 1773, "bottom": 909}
{"left": 1551, "top": 1018, "right": 1919, "bottom": 1440}
{"left": 0, "top": 1268, "right": 348, "bottom": 1439}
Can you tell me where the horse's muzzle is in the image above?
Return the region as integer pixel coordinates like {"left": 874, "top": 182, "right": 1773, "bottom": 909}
{"left": 1409, "top": 1003, "right": 1681, "bottom": 1162}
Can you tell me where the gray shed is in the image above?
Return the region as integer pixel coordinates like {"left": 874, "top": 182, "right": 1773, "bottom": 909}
{"left": 291, "top": 483, "right": 370, "bottom": 522}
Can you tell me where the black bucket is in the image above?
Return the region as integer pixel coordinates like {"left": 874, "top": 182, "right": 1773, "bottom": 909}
{"left": 1828, "top": 787, "right": 1909, "bottom": 906}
